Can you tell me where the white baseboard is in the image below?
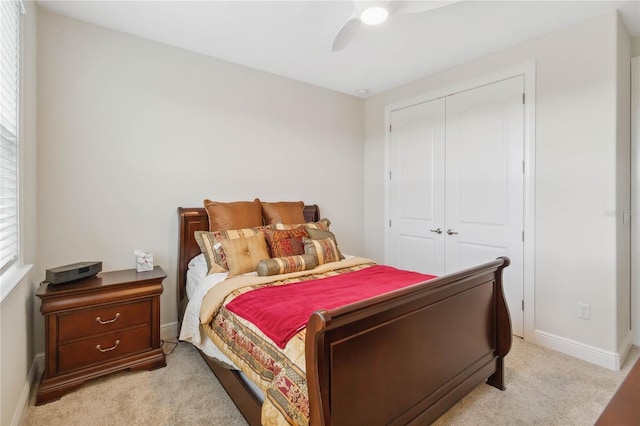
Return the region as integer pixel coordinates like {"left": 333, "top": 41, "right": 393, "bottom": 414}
{"left": 161, "top": 321, "right": 179, "bottom": 341}
{"left": 12, "top": 353, "right": 44, "bottom": 426}
{"left": 534, "top": 329, "right": 626, "bottom": 371}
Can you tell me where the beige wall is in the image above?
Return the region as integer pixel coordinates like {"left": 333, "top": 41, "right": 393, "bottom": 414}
{"left": 1, "top": 1, "right": 39, "bottom": 424}
{"left": 364, "top": 11, "right": 630, "bottom": 361}
{"left": 35, "top": 10, "right": 364, "bottom": 352}
{"left": 1, "top": 276, "right": 34, "bottom": 426}
{"left": 632, "top": 36, "right": 640, "bottom": 57}
{"left": 632, "top": 56, "right": 640, "bottom": 347}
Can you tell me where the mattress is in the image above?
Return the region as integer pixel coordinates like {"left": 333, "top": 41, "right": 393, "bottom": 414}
{"left": 180, "top": 253, "right": 239, "bottom": 367}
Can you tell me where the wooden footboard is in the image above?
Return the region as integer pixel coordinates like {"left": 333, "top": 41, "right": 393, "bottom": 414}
{"left": 305, "top": 257, "right": 511, "bottom": 425}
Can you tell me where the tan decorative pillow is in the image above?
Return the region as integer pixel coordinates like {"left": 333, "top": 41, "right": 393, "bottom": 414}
{"left": 271, "top": 218, "right": 331, "bottom": 231}
{"left": 203, "top": 199, "right": 262, "bottom": 232}
{"left": 263, "top": 228, "right": 308, "bottom": 258}
{"left": 220, "top": 233, "right": 270, "bottom": 277}
{"left": 303, "top": 237, "right": 340, "bottom": 265}
{"left": 256, "top": 254, "right": 318, "bottom": 277}
{"left": 195, "top": 227, "right": 266, "bottom": 274}
{"left": 305, "top": 227, "right": 345, "bottom": 260}
{"left": 261, "top": 201, "right": 305, "bottom": 225}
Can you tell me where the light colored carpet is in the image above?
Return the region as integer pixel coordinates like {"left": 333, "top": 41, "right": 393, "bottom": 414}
{"left": 25, "top": 342, "right": 247, "bottom": 426}
{"left": 435, "top": 338, "right": 639, "bottom": 426}
{"left": 25, "top": 338, "right": 639, "bottom": 425}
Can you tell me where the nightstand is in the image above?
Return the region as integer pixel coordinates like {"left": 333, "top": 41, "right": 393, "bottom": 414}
{"left": 36, "top": 266, "right": 167, "bottom": 405}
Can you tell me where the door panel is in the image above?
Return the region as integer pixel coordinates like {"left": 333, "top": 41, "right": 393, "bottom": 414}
{"left": 399, "top": 235, "right": 437, "bottom": 274}
{"left": 400, "top": 128, "right": 433, "bottom": 220}
{"left": 457, "top": 105, "right": 508, "bottom": 226}
{"left": 445, "top": 76, "right": 524, "bottom": 336}
{"left": 389, "top": 98, "right": 445, "bottom": 275}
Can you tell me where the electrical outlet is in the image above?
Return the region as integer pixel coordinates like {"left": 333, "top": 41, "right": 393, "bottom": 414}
{"left": 578, "top": 303, "right": 590, "bottom": 320}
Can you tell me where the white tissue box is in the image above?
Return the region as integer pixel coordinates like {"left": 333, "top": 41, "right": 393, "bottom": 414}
{"left": 135, "top": 250, "right": 154, "bottom": 272}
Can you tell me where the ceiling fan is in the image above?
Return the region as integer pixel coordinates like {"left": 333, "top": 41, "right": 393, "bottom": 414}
{"left": 332, "top": 0, "right": 460, "bottom": 52}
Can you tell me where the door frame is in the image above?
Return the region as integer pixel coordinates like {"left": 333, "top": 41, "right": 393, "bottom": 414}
{"left": 384, "top": 61, "right": 536, "bottom": 340}
{"left": 632, "top": 57, "right": 639, "bottom": 346}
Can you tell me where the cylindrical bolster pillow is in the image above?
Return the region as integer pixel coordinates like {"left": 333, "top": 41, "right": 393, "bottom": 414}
{"left": 256, "top": 254, "right": 318, "bottom": 276}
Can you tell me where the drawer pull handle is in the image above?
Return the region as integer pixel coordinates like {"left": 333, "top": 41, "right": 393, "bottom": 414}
{"left": 96, "top": 313, "right": 120, "bottom": 324}
{"left": 96, "top": 340, "right": 120, "bottom": 353}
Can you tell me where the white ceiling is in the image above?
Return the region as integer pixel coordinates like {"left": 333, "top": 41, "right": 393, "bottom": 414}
{"left": 37, "top": 0, "right": 640, "bottom": 97}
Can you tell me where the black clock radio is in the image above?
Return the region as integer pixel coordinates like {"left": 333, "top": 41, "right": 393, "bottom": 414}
{"left": 45, "top": 261, "right": 102, "bottom": 285}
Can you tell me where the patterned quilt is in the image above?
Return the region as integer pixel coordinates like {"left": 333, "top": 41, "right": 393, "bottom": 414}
{"left": 200, "top": 257, "right": 375, "bottom": 425}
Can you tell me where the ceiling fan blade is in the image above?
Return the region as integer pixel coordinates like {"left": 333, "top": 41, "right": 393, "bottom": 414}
{"left": 391, "top": 0, "right": 461, "bottom": 16}
{"left": 331, "top": 17, "right": 363, "bottom": 52}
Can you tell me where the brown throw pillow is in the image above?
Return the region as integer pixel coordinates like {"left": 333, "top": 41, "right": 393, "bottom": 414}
{"left": 203, "top": 199, "right": 262, "bottom": 232}
{"left": 263, "top": 228, "right": 308, "bottom": 258}
{"left": 261, "top": 201, "right": 305, "bottom": 225}
{"left": 220, "top": 233, "right": 269, "bottom": 277}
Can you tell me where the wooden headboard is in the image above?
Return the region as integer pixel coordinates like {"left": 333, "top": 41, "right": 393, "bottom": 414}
{"left": 176, "top": 205, "right": 320, "bottom": 325}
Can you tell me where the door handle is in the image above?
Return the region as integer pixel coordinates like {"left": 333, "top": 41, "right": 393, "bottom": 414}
{"left": 447, "top": 229, "right": 459, "bottom": 235}
{"left": 430, "top": 228, "right": 443, "bottom": 234}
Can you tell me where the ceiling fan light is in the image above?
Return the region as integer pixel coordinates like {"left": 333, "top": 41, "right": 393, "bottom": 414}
{"left": 360, "top": 7, "right": 388, "bottom": 25}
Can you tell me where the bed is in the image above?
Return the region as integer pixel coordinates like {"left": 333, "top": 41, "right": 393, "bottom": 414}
{"left": 177, "top": 203, "right": 512, "bottom": 425}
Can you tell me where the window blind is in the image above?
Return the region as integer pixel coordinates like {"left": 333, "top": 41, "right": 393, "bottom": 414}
{"left": 0, "top": 0, "right": 22, "bottom": 275}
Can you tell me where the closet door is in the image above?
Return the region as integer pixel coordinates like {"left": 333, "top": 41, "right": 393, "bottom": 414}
{"left": 445, "top": 76, "right": 524, "bottom": 336}
{"left": 388, "top": 98, "right": 445, "bottom": 275}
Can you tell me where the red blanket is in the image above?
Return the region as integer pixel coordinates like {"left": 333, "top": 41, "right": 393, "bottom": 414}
{"left": 225, "top": 265, "right": 436, "bottom": 348}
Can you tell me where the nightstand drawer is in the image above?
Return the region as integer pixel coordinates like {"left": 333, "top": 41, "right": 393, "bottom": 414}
{"left": 58, "top": 300, "right": 151, "bottom": 343}
{"left": 58, "top": 325, "right": 152, "bottom": 373}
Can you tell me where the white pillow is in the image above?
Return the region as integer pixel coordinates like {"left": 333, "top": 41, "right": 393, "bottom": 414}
{"left": 188, "top": 253, "right": 208, "bottom": 277}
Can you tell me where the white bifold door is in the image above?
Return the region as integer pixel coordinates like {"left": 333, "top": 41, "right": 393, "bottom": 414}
{"left": 388, "top": 76, "right": 524, "bottom": 337}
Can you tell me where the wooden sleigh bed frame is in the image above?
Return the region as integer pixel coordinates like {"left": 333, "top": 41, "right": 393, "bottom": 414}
{"left": 177, "top": 205, "right": 512, "bottom": 425}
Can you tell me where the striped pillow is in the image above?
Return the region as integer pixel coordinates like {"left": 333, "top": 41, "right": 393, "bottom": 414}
{"left": 270, "top": 218, "right": 331, "bottom": 231}
{"left": 303, "top": 237, "right": 340, "bottom": 265}
{"left": 304, "top": 227, "right": 345, "bottom": 260}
